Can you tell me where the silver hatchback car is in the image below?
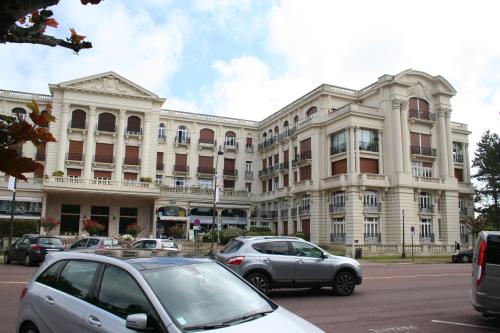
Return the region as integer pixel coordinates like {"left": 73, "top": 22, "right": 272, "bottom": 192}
{"left": 215, "top": 236, "right": 362, "bottom": 296}
{"left": 17, "top": 251, "right": 324, "bottom": 333}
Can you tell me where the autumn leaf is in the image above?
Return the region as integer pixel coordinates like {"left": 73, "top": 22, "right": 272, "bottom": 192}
{"left": 29, "top": 10, "right": 40, "bottom": 24}
{"left": 8, "top": 121, "right": 35, "bottom": 143}
{"left": 45, "top": 18, "right": 59, "bottom": 28}
{"left": 0, "top": 150, "right": 41, "bottom": 180}
{"left": 26, "top": 100, "right": 41, "bottom": 116}
{"left": 45, "top": 101, "right": 53, "bottom": 114}
{"left": 18, "top": 17, "right": 26, "bottom": 24}
{"left": 35, "top": 127, "right": 57, "bottom": 143}
{"left": 69, "top": 28, "right": 86, "bottom": 44}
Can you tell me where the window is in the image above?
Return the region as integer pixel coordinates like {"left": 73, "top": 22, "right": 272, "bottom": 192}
{"left": 301, "top": 195, "right": 310, "bottom": 214}
{"left": 245, "top": 161, "right": 252, "bottom": 176}
{"left": 158, "top": 123, "right": 166, "bottom": 139}
{"left": 454, "top": 168, "right": 464, "bottom": 182}
{"left": 360, "top": 158, "right": 378, "bottom": 174}
{"left": 91, "top": 206, "right": 109, "bottom": 236}
{"left": 291, "top": 241, "right": 323, "bottom": 258}
{"left": 60, "top": 204, "right": 80, "bottom": 235}
{"left": 410, "top": 132, "right": 433, "bottom": 156}
{"left": 364, "top": 217, "right": 380, "bottom": 243}
{"left": 299, "top": 165, "right": 311, "bottom": 181}
{"left": 68, "top": 140, "right": 84, "bottom": 161}
{"left": 331, "top": 131, "right": 346, "bottom": 155}
{"left": 252, "top": 241, "right": 290, "bottom": 255}
{"left": 156, "top": 152, "right": 164, "bottom": 171}
{"left": 363, "top": 191, "right": 379, "bottom": 212}
{"left": 174, "top": 153, "right": 188, "bottom": 172}
{"left": 198, "top": 178, "right": 212, "bottom": 188}
{"left": 177, "top": 126, "right": 189, "bottom": 144}
{"left": 419, "top": 218, "right": 433, "bottom": 242}
{"left": 124, "top": 145, "right": 140, "bottom": 165}
{"left": 224, "top": 131, "right": 237, "bottom": 147}
{"left": 119, "top": 207, "right": 138, "bottom": 235}
{"left": 36, "top": 260, "right": 66, "bottom": 288}
{"left": 155, "top": 175, "right": 163, "bottom": 184}
{"left": 487, "top": 235, "right": 500, "bottom": 265}
{"left": 358, "top": 129, "right": 378, "bottom": 152}
{"left": 453, "top": 142, "right": 464, "bottom": 163}
{"left": 412, "top": 161, "right": 433, "bottom": 177}
{"left": 199, "top": 128, "right": 215, "bottom": 144}
{"left": 55, "top": 260, "right": 100, "bottom": 300}
{"left": 409, "top": 97, "right": 430, "bottom": 120}
{"left": 12, "top": 107, "right": 27, "bottom": 121}
{"left": 306, "top": 106, "right": 317, "bottom": 119}
{"left": 126, "top": 116, "right": 141, "bottom": 134}
{"left": 223, "top": 179, "right": 235, "bottom": 189}
{"left": 97, "top": 266, "right": 157, "bottom": 327}
{"left": 273, "top": 177, "right": 279, "bottom": 190}
{"left": 330, "top": 192, "right": 345, "bottom": 213}
{"left": 274, "top": 126, "right": 279, "bottom": 134}
{"left": 174, "top": 177, "right": 186, "bottom": 188}
{"left": 94, "top": 143, "right": 114, "bottom": 163}
{"left": 245, "top": 182, "right": 252, "bottom": 192}
{"left": 331, "top": 218, "right": 345, "bottom": 242}
{"left": 97, "top": 113, "right": 116, "bottom": 132}
{"left": 419, "top": 192, "right": 433, "bottom": 213}
{"left": 70, "top": 109, "right": 86, "bottom": 129}
{"left": 332, "top": 159, "right": 347, "bottom": 175}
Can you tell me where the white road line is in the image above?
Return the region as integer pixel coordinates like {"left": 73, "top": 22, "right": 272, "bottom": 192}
{"left": 365, "top": 273, "right": 469, "bottom": 280}
{"left": 0, "top": 281, "right": 27, "bottom": 284}
{"left": 432, "top": 320, "right": 500, "bottom": 331}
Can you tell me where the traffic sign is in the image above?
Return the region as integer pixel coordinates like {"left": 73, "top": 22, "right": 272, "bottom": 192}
{"left": 410, "top": 226, "right": 415, "bottom": 236}
{"left": 194, "top": 218, "right": 201, "bottom": 226}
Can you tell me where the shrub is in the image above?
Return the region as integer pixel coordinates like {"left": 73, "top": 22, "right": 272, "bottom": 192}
{"left": 82, "top": 218, "right": 105, "bottom": 236}
{"left": 202, "top": 230, "right": 219, "bottom": 243}
{"left": 52, "top": 170, "right": 64, "bottom": 177}
{"left": 219, "top": 227, "right": 245, "bottom": 245}
{"left": 125, "top": 223, "right": 142, "bottom": 237}
{"left": 168, "top": 224, "right": 186, "bottom": 239}
{"left": 140, "top": 177, "right": 152, "bottom": 183}
{"left": 292, "top": 232, "right": 305, "bottom": 239}
{"left": 40, "top": 216, "right": 60, "bottom": 234}
{"left": 244, "top": 227, "right": 273, "bottom": 236}
{"left": 0, "top": 219, "right": 38, "bottom": 237}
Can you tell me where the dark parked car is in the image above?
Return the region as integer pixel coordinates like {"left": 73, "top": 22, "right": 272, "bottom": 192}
{"left": 3, "top": 234, "right": 65, "bottom": 266}
{"left": 452, "top": 249, "right": 473, "bottom": 263}
{"left": 68, "top": 237, "right": 120, "bottom": 250}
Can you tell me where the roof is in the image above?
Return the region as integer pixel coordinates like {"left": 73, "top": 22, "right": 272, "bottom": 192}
{"left": 126, "top": 256, "right": 212, "bottom": 271}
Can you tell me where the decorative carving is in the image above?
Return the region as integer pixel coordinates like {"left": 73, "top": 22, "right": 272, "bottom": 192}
{"left": 407, "top": 81, "right": 431, "bottom": 100}
{"left": 67, "top": 75, "right": 149, "bottom": 97}
{"left": 392, "top": 98, "right": 402, "bottom": 110}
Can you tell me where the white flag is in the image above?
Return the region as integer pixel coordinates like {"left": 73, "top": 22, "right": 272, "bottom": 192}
{"left": 8, "top": 176, "right": 15, "bottom": 192}
{"left": 215, "top": 186, "right": 220, "bottom": 203}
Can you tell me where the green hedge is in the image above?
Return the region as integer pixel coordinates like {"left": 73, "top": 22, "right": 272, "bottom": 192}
{"left": 244, "top": 227, "right": 273, "bottom": 237}
{"left": 0, "top": 219, "right": 39, "bottom": 238}
{"left": 220, "top": 227, "right": 245, "bottom": 245}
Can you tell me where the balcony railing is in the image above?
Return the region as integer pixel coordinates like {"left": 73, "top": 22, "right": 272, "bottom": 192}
{"left": 245, "top": 144, "right": 254, "bottom": 153}
{"left": 245, "top": 170, "right": 253, "bottom": 178}
{"left": 280, "top": 209, "right": 289, "bottom": 218}
{"left": 329, "top": 204, "right": 345, "bottom": 213}
{"left": 409, "top": 110, "right": 436, "bottom": 121}
{"left": 364, "top": 233, "right": 381, "bottom": 243}
{"left": 330, "top": 143, "right": 347, "bottom": 155}
{"left": 291, "top": 208, "right": 297, "bottom": 217}
{"left": 419, "top": 233, "right": 435, "bottom": 243}
{"left": 419, "top": 205, "right": 434, "bottom": 214}
{"left": 410, "top": 146, "right": 437, "bottom": 157}
{"left": 197, "top": 167, "right": 215, "bottom": 175}
{"left": 174, "top": 165, "right": 189, "bottom": 173}
{"left": 175, "top": 136, "right": 190, "bottom": 145}
{"left": 453, "top": 154, "right": 464, "bottom": 163}
{"left": 330, "top": 233, "right": 346, "bottom": 243}
{"left": 96, "top": 125, "right": 117, "bottom": 133}
{"left": 124, "top": 157, "right": 140, "bottom": 165}
{"left": 299, "top": 207, "right": 310, "bottom": 216}
{"left": 359, "top": 141, "right": 379, "bottom": 152}
{"left": 94, "top": 155, "right": 114, "bottom": 163}
{"left": 223, "top": 169, "right": 238, "bottom": 176}
{"left": 300, "top": 150, "right": 312, "bottom": 160}
{"left": 363, "top": 203, "right": 382, "bottom": 213}
{"left": 224, "top": 142, "right": 239, "bottom": 150}
{"left": 68, "top": 120, "right": 86, "bottom": 130}
{"left": 157, "top": 135, "right": 166, "bottom": 143}
{"left": 67, "top": 152, "right": 84, "bottom": 161}
{"left": 126, "top": 128, "right": 143, "bottom": 136}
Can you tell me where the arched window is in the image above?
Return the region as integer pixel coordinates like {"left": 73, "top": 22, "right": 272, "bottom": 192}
{"left": 158, "top": 123, "right": 166, "bottom": 139}
{"left": 294, "top": 115, "right": 299, "bottom": 124}
{"left": 306, "top": 106, "right": 317, "bottom": 119}
{"left": 225, "top": 131, "right": 237, "bottom": 147}
{"left": 199, "top": 128, "right": 215, "bottom": 144}
{"left": 127, "top": 116, "right": 141, "bottom": 134}
{"left": 11, "top": 107, "right": 26, "bottom": 121}
{"left": 283, "top": 120, "right": 289, "bottom": 129}
{"left": 263, "top": 132, "right": 267, "bottom": 139}
{"left": 97, "top": 112, "right": 116, "bottom": 132}
{"left": 71, "top": 109, "right": 86, "bottom": 129}
{"left": 409, "top": 97, "right": 430, "bottom": 120}
{"left": 268, "top": 129, "right": 273, "bottom": 137}
{"left": 274, "top": 126, "right": 279, "bottom": 134}
{"left": 177, "top": 125, "right": 189, "bottom": 144}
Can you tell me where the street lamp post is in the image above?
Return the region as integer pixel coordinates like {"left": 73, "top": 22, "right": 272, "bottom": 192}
{"left": 401, "top": 209, "right": 406, "bottom": 258}
{"left": 211, "top": 145, "right": 224, "bottom": 252}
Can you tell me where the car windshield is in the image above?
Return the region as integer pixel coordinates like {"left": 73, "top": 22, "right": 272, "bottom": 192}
{"left": 37, "top": 238, "right": 63, "bottom": 246}
{"left": 141, "top": 262, "right": 274, "bottom": 330}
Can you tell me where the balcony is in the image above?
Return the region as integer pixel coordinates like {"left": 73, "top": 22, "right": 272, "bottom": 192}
{"left": 419, "top": 205, "right": 434, "bottom": 214}
{"left": 197, "top": 167, "right": 215, "bottom": 175}
{"left": 280, "top": 209, "right": 289, "bottom": 219}
{"left": 94, "top": 155, "right": 114, "bottom": 164}
{"left": 175, "top": 136, "right": 190, "bottom": 146}
{"left": 245, "top": 170, "right": 253, "bottom": 178}
{"left": 329, "top": 204, "right": 345, "bottom": 214}
{"left": 66, "top": 152, "right": 84, "bottom": 162}
{"left": 173, "top": 165, "right": 189, "bottom": 173}
{"left": 363, "top": 204, "right": 382, "bottom": 213}
{"left": 409, "top": 110, "right": 436, "bottom": 122}
{"left": 453, "top": 154, "right": 464, "bottom": 163}
{"left": 364, "top": 233, "right": 381, "bottom": 244}
{"left": 330, "top": 233, "right": 346, "bottom": 243}
{"left": 359, "top": 141, "right": 378, "bottom": 152}
{"left": 199, "top": 138, "right": 216, "bottom": 150}
{"left": 43, "top": 176, "right": 160, "bottom": 195}
{"left": 419, "top": 233, "right": 435, "bottom": 243}
{"left": 258, "top": 169, "right": 269, "bottom": 177}
{"left": 124, "top": 157, "right": 140, "bottom": 166}
{"left": 68, "top": 120, "right": 86, "bottom": 131}
{"left": 257, "top": 136, "right": 278, "bottom": 151}
{"left": 223, "top": 169, "right": 238, "bottom": 177}
{"left": 330, "top": 143, "right": 347, "bottom": 155}
{"left": 224, "top": 142, "right": 238, "bottom": 151}
{"left": 96, "top": 125, "right": 117, "bottom": 135}
{"left": 300, "top": 150, "right": 312, "bottom": 161}
{"left": 126, "top": 128, "right": 143, "bottom": 137}
{"left": 410, "top": 146, "right": 437, "bottom": 157}
{"left": 299, "top": 207, "right": 310, "bottom": 216}
{"left": 245, "top": 144, "right": 254, "bottom": 153}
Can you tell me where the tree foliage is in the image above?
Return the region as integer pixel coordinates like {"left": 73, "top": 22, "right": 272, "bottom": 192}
{"left": 0, "top": 100, "right": 57, "bottom": 180}
{"left": 0, "top": 0, "right": 102, "bottom": 53}
{"left": 472, "top": 130, "right": 500, "bottom": 229}
{"left": 461, "top": 215, "right": 489, "bottom": 239}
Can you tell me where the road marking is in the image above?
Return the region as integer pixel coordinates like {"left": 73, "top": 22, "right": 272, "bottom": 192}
{"left": 365, "top": 273, "right": 469, "bottom": 280}
{"left": 0, "top": 281, "right": 27, "bottom": 284}
{"left": 432, "top": 320, "right": 499, "bottom": 331}
{"left": 368, "top": 325, "right": 419, "bottom": 332}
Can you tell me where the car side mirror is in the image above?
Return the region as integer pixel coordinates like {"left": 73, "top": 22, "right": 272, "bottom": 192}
{"left": 126, "top": 313, "right": 148, "bottom": 331}
{"left": 321, "top": 252, "right": 327, "bottom": 259}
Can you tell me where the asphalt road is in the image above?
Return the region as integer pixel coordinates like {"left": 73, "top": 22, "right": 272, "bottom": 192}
{"left": 1, "top": 261, "right": 499, "bottom": 333}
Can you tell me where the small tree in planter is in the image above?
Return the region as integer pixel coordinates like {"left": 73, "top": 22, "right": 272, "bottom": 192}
{"left": 125, "top": 223, "right": 142, "bottom": 237}
{"left": 82, "top": 218, "right": 105, "bottom": 236}
{"left": 40, "top": 216, "right": 60, "bottom": 235}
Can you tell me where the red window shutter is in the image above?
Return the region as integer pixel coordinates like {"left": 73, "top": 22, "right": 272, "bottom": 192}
{"left": 454, "top": 168, "right": 463, "bottom": 182}
{"left": 175, "top": 153, "right": 187, "bottom": 165}
{"left": 69, "top": 140, "right": 84, "bottom": 160}
{"left": 246, "top": 137, "right": 252, "bottom": 145}
{"left": 410, "top": 132, "right": 419, "bottom": 146}
{"left": 97, "top": 113, "right": 116, "bottom": 132}
{"left": 200, "top": 128, "right": 215, "bottom": 143}
{"left": 284, "top": 150, "right": 289, "bottom": 164}
{"left": 67, "top": 168, "right": 81, "bottom": 177}
{"left": 125, "top": 146, "right": 140, "bottom": 165}
{"left": 420, "top": 134, "right": 431, "bottom": 148}
{"left": 94, "top": 170, "right": 112, "bottom": 179}
{"left": 95, "top": 143, "right": 114, "bottom": 163}
{"left": 262, "top": 159, "right": 267, "bottom": 169}
{"left": 300, "top": 138, "right": 311, "bottom": 153}
{"left": 262, "top": 181, "right": 266, "bottom": 193}
{"left": 127, "top": 116, "right": 141, "bottom": 132}
{"left": 156, "top": 152, "right": 164, "bottom": 170}
{"left": 422, "top": 162, "right": 433, "bottom": 168}
{"left": 36, "top": 142, "right": 46, "bottom": 161}
{"left": 71, "top": 109, "right": 86, "bottom": 129}
{"left": 124, "top": 172, "right": 137, "bottom": 181}
{"left": 332, "top": 159, "right": 347, "bottom": 175}
{"left": 274, "top": 154, "right": 279, "bottom": 165}
{"left": 283, "top": 221, "right": 288, "bottom": 235}
{"left": 360, "top": 158, "right": 379, "bottom": 174}
{"left": 283, "top": 174, "right": 289, "bottom": 187}
{"left": 419, "top": 99, "right": 429, "bottom": 112}
{"left": 224, "top": 158, "right": 235, "bottom": 170}
{"left": 409, "top": 98, "right": 418, "bottom": 111}
{"left": 299, "top": 165, "right": 311, "bottom": 180}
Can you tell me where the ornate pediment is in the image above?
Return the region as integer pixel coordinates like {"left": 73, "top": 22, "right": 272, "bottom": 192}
{"left": 407, "top": 81, "right": 431, "bottom": 101}
{"left": 57, "top": 72, "right": 158, "bottom": 98}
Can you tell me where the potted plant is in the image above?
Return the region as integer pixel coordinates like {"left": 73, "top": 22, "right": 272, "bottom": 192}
{"left": 121, "top": 234, "right": 134, "bottom": 248}
{"left": 52, "top": 170, "right": 64, "bottom": 177}
{"left": 125, "top": 223, "right": 142, "bottom": 237}
{"left": 40, "top": 216, "right": 60, "bottom": 235}
{"left": 81, "top": 218, "right": 105, "bottom": 236}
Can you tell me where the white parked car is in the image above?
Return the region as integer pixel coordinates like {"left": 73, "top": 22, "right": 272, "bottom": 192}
{"left": 132, "top": 238, "right": 179, "bottom": 252}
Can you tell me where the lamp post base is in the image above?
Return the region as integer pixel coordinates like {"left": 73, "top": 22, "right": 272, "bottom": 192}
{"left": 401, "top": 253, "right": 406, "bottom": 259}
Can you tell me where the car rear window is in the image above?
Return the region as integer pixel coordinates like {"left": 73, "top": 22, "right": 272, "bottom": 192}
{"left": 222, "top": 239, "right": 244, "bottom": 254}
{"left": 103, "top": 239, "right": 119, "bottom": 247}
{"left": 37, "top": 237, "right": 63, "bottom": 246}
{"left": 161, "top": 241, "right": 177, "bottom": 248}
{"left": 487, "top": 235, "right": 500, "bottom": 265}
{"left": 252, "top": 241, "right": 290, "bottom": 255}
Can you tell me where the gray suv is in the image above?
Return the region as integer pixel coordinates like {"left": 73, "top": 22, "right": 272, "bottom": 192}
{"left": 471, "top": 231, "right": 500, "bottom": 316}
{"left": 215, "top": 236, "right": 362, "bottom": 296}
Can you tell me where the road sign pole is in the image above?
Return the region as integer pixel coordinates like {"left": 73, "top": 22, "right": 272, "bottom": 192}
{"left": 411, "top": 234, "right": 414, "bottom": 262}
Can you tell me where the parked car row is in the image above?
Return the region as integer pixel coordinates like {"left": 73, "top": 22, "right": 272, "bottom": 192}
{"left": 3, "top": 234, "right": 178, "bottom": 266}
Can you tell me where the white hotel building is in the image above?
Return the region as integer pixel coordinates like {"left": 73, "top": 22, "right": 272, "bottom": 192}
{"left": 0, "top": 69, "right": 474, "bottom": 254}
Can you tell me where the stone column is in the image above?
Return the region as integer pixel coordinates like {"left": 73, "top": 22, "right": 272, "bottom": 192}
{"left": 464, "top": 143, "right": 470, "bottom": 182}
{"left": 378, "top": 129, "right": 384, "bottom": 174}
{"left": 391, "top": 99, "right": 403, "bottom": 173}
{"left": 140, "top": 113, "right": 151, "bottom": 178}
{"left": 445, "top": 110, "right": 455, "bottom": 177}
{"left": 56, "top": 104, "right": 70, "bottom": 172}
{"left": 438, "top": 109, "right": 449, "bottom": 178}
{"left": 354, "top": 127, "right": 360, "bottom": 173}
{"left": 83, "top": 106, "right": 97, "bottom": 179}
{"left": 400, "top": 101, "right": 411, "bottom": 173}
{"left": 348, "top": 126, "right": 355, "bottom": 173}
{"left": 114, "top": 110, "right": 126, "bottom": 181}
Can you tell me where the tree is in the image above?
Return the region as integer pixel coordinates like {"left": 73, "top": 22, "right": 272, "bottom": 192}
{"left": 0, "top": 100, "right": 57, "bottom": 180}
{"left": 0, "top": 0, "right": 102, "bottom": 53}
{"left": 461, "top": 215, "right": 489, "bottom": 240}
{"left": 472, "top": 130, "right": 500, "bottom": 229}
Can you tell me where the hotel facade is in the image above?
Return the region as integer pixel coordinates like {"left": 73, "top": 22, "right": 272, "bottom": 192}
{"left": 0, "top": 69, "right": 474, "bottom": 255}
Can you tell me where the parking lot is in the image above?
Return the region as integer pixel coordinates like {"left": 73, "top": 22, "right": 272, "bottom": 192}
{"left": 1, "top": 261, "right": 499, "bottom": 332}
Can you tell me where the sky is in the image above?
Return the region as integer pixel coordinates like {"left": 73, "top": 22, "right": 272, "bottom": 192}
{"left": 0, "top": 0, "right": 499, "bottom": 155}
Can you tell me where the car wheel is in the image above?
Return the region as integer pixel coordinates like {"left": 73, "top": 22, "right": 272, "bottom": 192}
{"left": 20, "top": 322, "right": 39, "bottom": 333}
{"left": 24, "top": 254, "right": 33, "bottom": 267}
{"left": 333, "top": 271, "right": 356, "bottom": 296}
{"left": 3, "top": 252, "right": 11, "bottom": 264}
{"left": 246, "top": 272, "right": 270, "bottom": 294}
{"left": 462, "top": 255, "right": 471, "bottom": 263}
